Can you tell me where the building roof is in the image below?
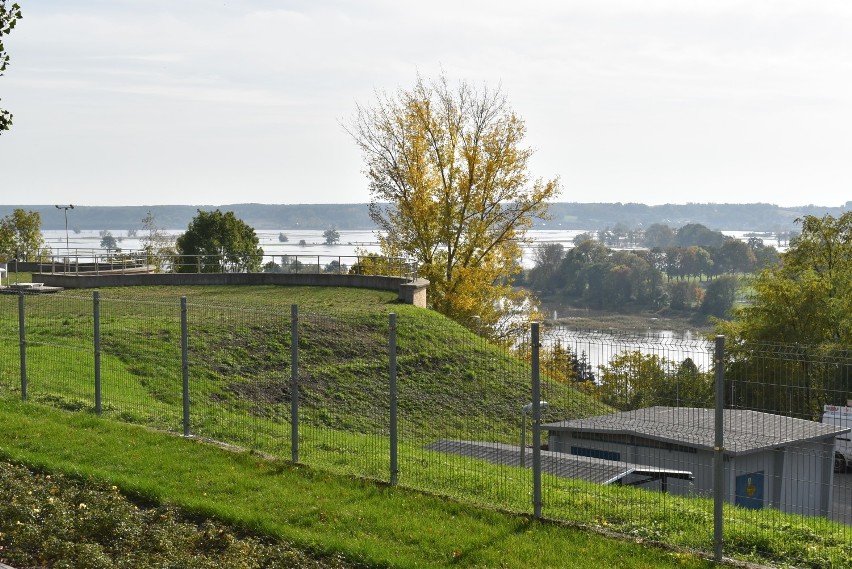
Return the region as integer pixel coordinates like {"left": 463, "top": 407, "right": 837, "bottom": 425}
{"left": 426, "top": 440, "right": 693, "bottom": 485}
{"left": 544, "top": 407, "right": 852, "bottom": 456}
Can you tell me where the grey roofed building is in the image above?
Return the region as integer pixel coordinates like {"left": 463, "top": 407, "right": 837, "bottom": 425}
{"left": 544, "top": 407, "right": 849, "bottom": 455}
{"left": 544, "top": 407, "right": 851, "bottom": 517}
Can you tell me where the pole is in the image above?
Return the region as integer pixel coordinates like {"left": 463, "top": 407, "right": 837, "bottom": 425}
{"left": 389, "top": 313, "right": 398, "bottom": 485}
{"left": 713, "top": 335, "right": 725, "bottom": 563}
{"left": 291, "top": 304, "right": 299, "bottom": 463}
{"left": 55, "top": 204, "right": 74, "bottom": 257}
{"left": 181, "top": 297, "right": 190, "bottom": 437}
{"left": 520, "top": 407, "right": 527, "bottom": 468}
{"left": 532, "top": 322, "right": 543, "bottom": 519}
{"left": 94, "top": 291, "right": 101, "bottom": 414}
{"left": 18, "top": 292, "right": 27, "bottom": 401}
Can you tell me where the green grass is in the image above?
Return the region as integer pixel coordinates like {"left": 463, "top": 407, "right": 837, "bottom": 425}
{"left": 1, "top": 285, "right": 850, "bottom": 568}
{"left": 0, "top": 398, "right": 717, "bottom": 569}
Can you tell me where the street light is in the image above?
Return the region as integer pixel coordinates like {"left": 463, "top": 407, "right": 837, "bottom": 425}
{"left": 55, "top": 204, "right": 74, "bottom": 255}
{"left": 520, "top": 400, "right": 549, "bottom": 467}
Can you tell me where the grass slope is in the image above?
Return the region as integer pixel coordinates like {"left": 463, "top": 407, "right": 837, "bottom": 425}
{"left": 0, "top": 399, "right": 716, "bottom": 569}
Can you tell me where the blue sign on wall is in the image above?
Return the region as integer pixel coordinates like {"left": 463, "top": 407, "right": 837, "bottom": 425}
{"left": 735, "top": 471, "right": 764, "bottom": 509}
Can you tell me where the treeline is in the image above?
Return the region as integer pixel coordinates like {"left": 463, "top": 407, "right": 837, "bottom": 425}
{"left": 3, "top": 202, "right": 849, "bottom": 231}
{"left": 546, "top": 202, "right": 850, "bottom": 231}
{"left": 525, "top": 223, "right": 780, "bottom": 316}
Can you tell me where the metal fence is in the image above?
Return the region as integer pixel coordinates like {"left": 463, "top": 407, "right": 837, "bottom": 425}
{"left": 20, "top": 251, "right": 418, "bottom": 280}
{"left": 1, "top": 289, "right": 850, "bottom": 568}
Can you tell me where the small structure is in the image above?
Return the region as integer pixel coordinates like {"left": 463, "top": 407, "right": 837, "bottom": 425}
{"left": 545, "top": 407, "right": 850, "bottom": 517}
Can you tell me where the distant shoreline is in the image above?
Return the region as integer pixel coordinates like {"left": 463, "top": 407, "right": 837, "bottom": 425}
{"left": 1, "top": 202, "right": 849, "bottom": 232}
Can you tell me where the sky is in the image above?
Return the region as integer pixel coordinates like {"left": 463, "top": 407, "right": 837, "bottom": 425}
{"left": 1, "top": 0, "right": 851, "bottom": 207}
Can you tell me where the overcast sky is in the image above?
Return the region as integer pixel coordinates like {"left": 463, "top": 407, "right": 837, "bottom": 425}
{"left": 1, "top": 1, "right": 850, "bottom": 207}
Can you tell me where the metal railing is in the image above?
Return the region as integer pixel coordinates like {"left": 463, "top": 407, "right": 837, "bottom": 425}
{"left": 28, "top": 251, "right": 419, "bottom": 280}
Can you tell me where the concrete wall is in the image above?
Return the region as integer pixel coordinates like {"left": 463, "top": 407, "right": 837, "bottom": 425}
{"left": 33, "top": 272, "right": 430, "bottom": 307}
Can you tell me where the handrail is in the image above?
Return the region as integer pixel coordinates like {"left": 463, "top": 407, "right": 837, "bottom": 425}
{"left": 33, "top": 250, "right": 419, "bottom": 281}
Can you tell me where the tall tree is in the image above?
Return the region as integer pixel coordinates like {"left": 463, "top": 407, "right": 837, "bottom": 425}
{"left": 0, "top": 208, "right": 46, "bottom": 261}
{"left": 175, "top": 210, "right": 262, "bottom": 273}
{"left": 348, "top": 73, "right": 559, "bottom": 336}
{"left": 0, "top": 2, "right": 22, "bottom": 133}
{"left": 528, "top": 242, "right": 564, "bottom": 293}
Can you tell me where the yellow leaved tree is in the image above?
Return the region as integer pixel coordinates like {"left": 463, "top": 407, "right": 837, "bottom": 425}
{"left": 348, "top": 73, "right": 560, "bottom": 340}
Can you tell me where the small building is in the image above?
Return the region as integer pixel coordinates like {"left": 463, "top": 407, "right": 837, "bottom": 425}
{"left": 544, "top": 407, "right": 851, "bottom": 517}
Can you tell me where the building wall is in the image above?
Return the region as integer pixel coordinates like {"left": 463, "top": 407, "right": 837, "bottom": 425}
{"left": 547, "top": 429, "right": 834, "bottom": 516}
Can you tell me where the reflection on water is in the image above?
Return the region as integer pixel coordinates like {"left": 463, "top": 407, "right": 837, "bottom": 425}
{"left": 543, "top": 327, "right": 713, "bottom": 372}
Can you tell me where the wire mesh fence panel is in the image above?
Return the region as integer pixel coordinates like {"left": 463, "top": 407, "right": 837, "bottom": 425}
{"left": 10, "top": 292, "right": 98, "bottom": 410}
{"left": 4, "top": 286, "right": 851, "bottom": 568}
{"left": 394, "top": 316, "right": 535, "bottom": 512}
{"left": 184, "top": 300, "right": 294, "bottom": 456}
{"left": 295, "top": 310, "right": 391, "bottom": 481}
{"left": 721, "top": 342, "right": 852, "bottom": 568}
{"left": 539, "top": 327, "right": 719, "bottom": 555}
{"left": 0, "top": 293, "right": 22, "bottom": 396}
{"left": 98, "top": 293, "right": 184, "bottom": 432}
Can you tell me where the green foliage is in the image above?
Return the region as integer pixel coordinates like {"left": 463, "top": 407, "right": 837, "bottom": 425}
{"left": 596, "top": 351, "right": 713, "bottom": 410}
{"left": 0, "top": 208, "right": 47, "bottom": 262}
{"left": 718, "top": 213, "right": 852, "bottom": 416}
{"left": 0, "top": 1, "right": 21, "bottom": 133}
{"left": 675, "top": 223, "right": 727, "bottom": 249}
{"left": 700, "top": 275, "right": 738, "bottom": 318}
{"left": 643, "top": 223, "right": 675, "bottom": 248}
{"left": 175, "top": 209, "right": 263, "bottom": 273}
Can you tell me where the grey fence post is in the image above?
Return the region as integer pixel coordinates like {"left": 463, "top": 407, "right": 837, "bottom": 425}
{"left": 291, "top": 304, "right": 299, "bottom": 464}
{"left": 94, "top": 290, "right": 102, "bottom": 414}
{"left": 181, "top": 296, "right": 190, "bottom": 437}
{"left": 18, "top": 292, "right": 27, "bottom": 401}
{"left": 713, "top": 334, "right": 725, "bottom": 563}
{"left": 531, "top": 322, "right": 543, "bottom": 519}
{"left": 389, "top": 313, "right": 398, "bottom": 486}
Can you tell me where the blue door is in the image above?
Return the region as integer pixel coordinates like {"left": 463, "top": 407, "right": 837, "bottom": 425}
{"left": 735, "top": 471, "right": 764, "bottom": 509}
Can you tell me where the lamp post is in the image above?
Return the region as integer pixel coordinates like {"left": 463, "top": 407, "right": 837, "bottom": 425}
{"left": 55, "top": 204, "right": 75, "bottom": 254}
{"left": 520, "top": 400, "right": 549, "bottom": 467}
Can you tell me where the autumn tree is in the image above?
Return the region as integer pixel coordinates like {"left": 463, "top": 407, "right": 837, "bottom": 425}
{"left": 175, "top": 209, "right": 262, "bottom": 273}
{"left": 0, "top": 2, "right": 21, "bottom": 133}
{"left": 0, "top": 209, "right": 47, "bottom": 261}
{"left": 348, "top": 73, "right": 559, "bottom": 338}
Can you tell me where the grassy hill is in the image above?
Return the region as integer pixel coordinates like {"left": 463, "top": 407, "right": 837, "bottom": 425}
{"left": 1, "top": 285, "right": 609, "bottom": 449}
